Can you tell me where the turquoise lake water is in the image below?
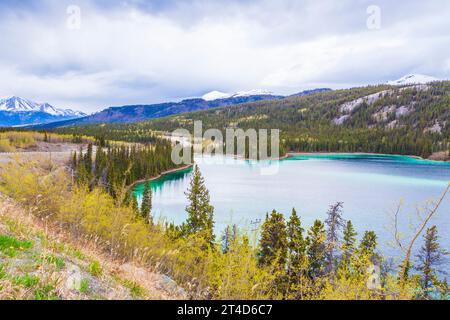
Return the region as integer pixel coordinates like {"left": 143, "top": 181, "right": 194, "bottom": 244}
{"left": 134, "top": 154, "right": 450, "bottom": 265}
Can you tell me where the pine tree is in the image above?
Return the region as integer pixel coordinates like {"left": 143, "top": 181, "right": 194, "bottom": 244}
{"left": 306, "top": 220, "right": 326, "bottom": 279}
{"left": 342, "top": 220, "right": 357, "bottom": 264}
{"left": 84, "top": 143, "right": 93, "bottom": 174}
{"left": 286, "top": 208, "right": 307, "bottom": 297}
{"left": 130, "top": 194, "right": 139, "bottom": 214}
{"left": 416, "top": 226, "right": 448, "bottom": 298}
{"left": 287, "top": 208, "right": 306, "bottom": 270}
{"left": 258, "top": 210, "right": 288, "bottom": 267}
{"left": 359, "top": 231, "right": 378, "bottom": 263}
{"left": 324, "top": 202, "right": 345, "bottom": 273}
{"left": 222, "top": 224, "right": 238, "bottom": 254}
{"left": 185, "top": 165, "right": 214, "bottom": 244}
{"left": 141, "top": 182, "right": 153, "bottom": 224}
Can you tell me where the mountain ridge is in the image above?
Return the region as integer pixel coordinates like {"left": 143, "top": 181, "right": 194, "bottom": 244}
{"left": 57, "top": 81, "right": 449, "bottom": 159}
{"left": 0, "top": 96, "right": 86, "bottom": 127}
{"left": 29, "top": 88, "right": 331, "bottom": 129}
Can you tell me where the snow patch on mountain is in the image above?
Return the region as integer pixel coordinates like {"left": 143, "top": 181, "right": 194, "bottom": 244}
{"left": 202, "top": 91, "right": 231, "bottom": 101}
{"left": 202, "top": 89, "right": 274, "bottom": 101}
{"left": 387, "top": 74, "right": 440, "bottom": 85}
{"left": 233, "top": 89, "right": 274, "bottom": 97}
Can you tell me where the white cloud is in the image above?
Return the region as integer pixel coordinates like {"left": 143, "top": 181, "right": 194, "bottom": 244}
{"left": 0, "top": 0, "right": 449, "bottom": 111}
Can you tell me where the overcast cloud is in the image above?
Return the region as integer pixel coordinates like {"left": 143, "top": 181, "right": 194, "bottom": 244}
{"left": 0, "top": 0, "right": 449, "bottom": 112}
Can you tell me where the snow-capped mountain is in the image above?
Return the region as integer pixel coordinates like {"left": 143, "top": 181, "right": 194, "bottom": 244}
{"left": 0, "top": 96, "right": 84, "bottom": 117}
{"left": 202, "top": 91, "right": 231, "bottom": 101}
{"left": 202, "top": 89, "right": 274, "bottom": 101}
{"left": 0, "top": 96, "right": 86, "bottom": 127}
{"left": 387, "top": 74, "right": 440, "bottom": 85}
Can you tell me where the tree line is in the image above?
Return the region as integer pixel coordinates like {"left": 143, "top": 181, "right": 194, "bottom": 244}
{"left": 71, "top": 140, "right": 182, "bottom": 200}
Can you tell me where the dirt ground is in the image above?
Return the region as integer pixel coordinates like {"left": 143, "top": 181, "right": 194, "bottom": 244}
{"left": 429, "top": 151, "right": 450, "bottom": 161}
{"left": 0, "top": 142, "right": 86, "bottom": 165}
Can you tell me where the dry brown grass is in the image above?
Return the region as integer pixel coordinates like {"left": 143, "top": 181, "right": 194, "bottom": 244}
{"left": 0, "top": 193, "right": 185, "bottom": 300}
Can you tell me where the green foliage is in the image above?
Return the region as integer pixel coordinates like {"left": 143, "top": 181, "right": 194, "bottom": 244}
{"left": 33, "top": 284, "right": 58, "bottom": 300}
{"left": 0, "top": 235, "right": 33, "bottom": 257}
{"left": 0, "top": 264, "right": 6, "bottom": 280}
{"left": 258, "top": 210, "right": 288, "bottom": 267}
{"left": 286, "top": 208, "right": 308, "bottom": 298}
{"left": 359, "top": 231, "right": 378, "bottom": 260}
{"left": 13, "top": 274, "right": 40, "bottom": 288}
{"left": 416, "top": 226, "right": 449, "bottom": 298}
{"left": 122, "top": 280, "right": 146, "bottom": 298}
{"left": 79, "top": 279, "right": 90, "bottom": 294}
{"left": 306, "top": 220, "right": 327, "bottom": 279}
{"left": 184, "top": 165, "right": 215, "bottom": 245}
{"left": 342, "top": 220, "right": 358, "bottom": 265}
{"left": 43, "top": 255, "right": 65, "bottom": 270}
{"left": 73, "top": 140, "right": 181, "bottom": 199}
{"left": 140, "top": 182, "right": 153, "bottom": 224}
{"left": 88, "top": 261, "right": 103, "bottom": 277}
{"left": 221, "top": 224, "right": 237, "bottom": 253}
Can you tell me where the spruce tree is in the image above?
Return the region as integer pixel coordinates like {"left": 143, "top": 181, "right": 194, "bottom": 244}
{"left": 130, "top": 194, "right": 139, "bottom": 214}
{"left": 141, "top": 182, "right": 153, "bottom": 224}
{"left": 342, "top": 220, "right": 357, "bottom": 264}
{"left": 306, "top": 220, "right": 326, "bottom": 279}
{"left": 258, "top": 210, "right": 288, "bottom": 267}
{"left": 185, "top": 165, "right": 214, "bottom": 244}
{"left": 286, "top": 208, "right": 307, "bottom": 297}
{"left": 416, "top": 226, "right": 448, "bottom": 298}
{"left": 287, "top": 208, "right": 306, "bottom": 273}
{"left": 222, "top": 224, "right": 238, "bottom": 254}
{"left": 359, "top": 231, "right": 379, "bottom": 264}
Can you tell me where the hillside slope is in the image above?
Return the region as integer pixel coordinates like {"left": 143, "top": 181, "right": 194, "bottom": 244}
{"left": 54, "top": 82, "right": 450, "bottom": 158}
{"left": 30, "top": 89, "right": 331, "bottom": 129}
{"left": 0, "top": 194, "right": 184, "bottom": 300}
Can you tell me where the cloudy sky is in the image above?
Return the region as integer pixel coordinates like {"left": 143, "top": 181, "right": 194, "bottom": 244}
{"left": 0, "top": 0, "right": 449, "bottom": 112}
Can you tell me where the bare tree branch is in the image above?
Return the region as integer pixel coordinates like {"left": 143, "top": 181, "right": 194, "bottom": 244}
{"left": 399, "top": 183, "right": 450, "bottom": 287}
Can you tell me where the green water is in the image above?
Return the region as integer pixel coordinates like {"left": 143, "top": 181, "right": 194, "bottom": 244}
{"left": 134, "top": 153, "right": 450, "bottom": 264}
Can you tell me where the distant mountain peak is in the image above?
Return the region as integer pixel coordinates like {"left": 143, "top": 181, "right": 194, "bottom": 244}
{"left": 0, "top": 96, "right": 86, "bottom": 126}
{"left": 387, "top": 74, "right": 440, "bottom": 85}
{"left": 201, "top": 89, "right": 274, "bottom": 101}
{"left": 202, "top": 91, "right": 231, "bottom": 101}
{"left": 0, "top": 96, "right": 85, "bottom": 117}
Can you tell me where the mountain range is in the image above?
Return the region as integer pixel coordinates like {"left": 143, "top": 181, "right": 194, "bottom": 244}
{"left": 61, "top": 79, "right": 448, "bottom": 159}
{"left": 0, "top": 96, "right": 86, "bottom": 127}
{"left": 4, "top": 74, "right": 445, "bottom": 129}
{"left": 28, "top": 88, "right": 331, "bottom": 129}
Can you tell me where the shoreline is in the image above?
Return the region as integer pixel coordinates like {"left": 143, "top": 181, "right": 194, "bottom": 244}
{"left": 129, "top": 151, "right": 448, "bottom": 190}
{"left": 284, "top": 152, "right": 449, "bottom": 162}
{"left": 191, "top": 151, "right": 449, "bottom": 163}
{"left": 128, "top": 163, "right": 194, "bottom": 191}
{"left": 285, "top": 151, "right": 423, "bottom": 159}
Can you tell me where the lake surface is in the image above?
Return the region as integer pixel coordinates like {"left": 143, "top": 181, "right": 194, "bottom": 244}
{"left": 134, "top": 154, "right": 450, "bottom": 265}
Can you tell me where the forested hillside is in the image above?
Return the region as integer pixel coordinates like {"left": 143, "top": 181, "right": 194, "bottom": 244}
{"left": 54, "top": 82, "right": 450, "bottom": 159}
